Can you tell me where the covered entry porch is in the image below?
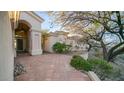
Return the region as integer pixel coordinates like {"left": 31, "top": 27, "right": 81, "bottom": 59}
{"left": 13, "top": 11, "right": 44, "bottom": 57}
{"left": 15, "top": 20, "right": 31, "bottom": 55}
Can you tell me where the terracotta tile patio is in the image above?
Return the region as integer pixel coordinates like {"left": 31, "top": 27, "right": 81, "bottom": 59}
{"left": 15, "top": 53, "right": 91, "bottom": 81}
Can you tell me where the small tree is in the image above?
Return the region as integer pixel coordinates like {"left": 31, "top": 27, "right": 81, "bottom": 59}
{"left": 50, "top": 11, "right": 124, "bottom": 62}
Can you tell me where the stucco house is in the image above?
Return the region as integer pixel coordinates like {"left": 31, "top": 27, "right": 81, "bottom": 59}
{"left": 0, "top": 11, "right": 44, "bottom": 80}
{"left": 43, "top": 31, "right": 89, "bottom": 54}
{"left": 43, "top": 31, "right": 68, "bottom": 52}
{"left": 0, "top": 12, "right": 89, "bottom": 80}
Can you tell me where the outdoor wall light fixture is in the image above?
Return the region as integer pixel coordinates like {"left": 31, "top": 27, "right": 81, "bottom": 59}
{"left": 9, "top": 11, "right": 20, "bottom": 30}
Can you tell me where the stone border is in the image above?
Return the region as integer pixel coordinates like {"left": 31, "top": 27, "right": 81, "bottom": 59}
{"left": 87, "top": 71, "right": 101, "bottom": 81}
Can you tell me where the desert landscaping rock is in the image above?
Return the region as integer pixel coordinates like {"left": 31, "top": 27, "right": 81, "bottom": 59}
{"left": 14, "top": 63, "right": 26, "bottom": 77}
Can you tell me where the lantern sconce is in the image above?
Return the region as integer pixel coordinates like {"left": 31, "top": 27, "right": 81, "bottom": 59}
{"left": 9, "top": 11, "right": 20, "bottom": 30}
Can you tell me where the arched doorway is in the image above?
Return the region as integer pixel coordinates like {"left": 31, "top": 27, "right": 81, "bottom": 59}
{"left": 15, "top": 20, "right": 31, "bottom": 55}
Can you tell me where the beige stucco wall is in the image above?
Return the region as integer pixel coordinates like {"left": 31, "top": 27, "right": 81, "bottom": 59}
{"left": 44, "top": 36, "right": 59, "bottom": 52}
{"left": 44, "top": 35, "right": 67, "bottom": 52}
{"left": 30, "top": 30, "right": 42, "bottom": 55}
{"left": 44, "top": 33, "right": 89, "bottom": 56}
{"left": 0, "top": 12, "right": 14, "bottom": 80}
{"left": 19, "top": 12, "right": 43, "bottom": 55}
{"left": 20, "top": 12, "right": 42, "bottom": 31}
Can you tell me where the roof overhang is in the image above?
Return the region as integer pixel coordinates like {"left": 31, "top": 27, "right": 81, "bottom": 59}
{"left": 24, "top": 11, "right": 44, "bottom": 23}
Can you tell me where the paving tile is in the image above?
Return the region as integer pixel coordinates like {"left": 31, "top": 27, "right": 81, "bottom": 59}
{"left": 15, "top": 53, "right": 91, "bottom": 81}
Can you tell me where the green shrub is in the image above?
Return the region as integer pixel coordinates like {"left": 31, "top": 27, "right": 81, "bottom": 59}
{"left": 70, "top": 56, "right": 115, "bottom": 80}
{"left": 88, "top": 58, "right": 113, "bottom": 73}
{"left": 72, "top": 55, "right": 83, "bottom": 59}
{"left": 106, "top": 68, "right": 121, "bottom": 80}
{"left": 53, "top": 42, "right": 71, "bottom": 53}
{"left": 70, "top": 55, "right": 92, "bottom": 71}
{"left": 88, "top": 58, "right": 113, "bottom": 80}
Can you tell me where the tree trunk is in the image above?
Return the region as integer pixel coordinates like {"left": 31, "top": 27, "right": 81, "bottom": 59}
{"left": 107, "top": 42, "right": 124, "bottom": 62}
{"left": 100, "top": 40, "right": 108, "bottom": 61}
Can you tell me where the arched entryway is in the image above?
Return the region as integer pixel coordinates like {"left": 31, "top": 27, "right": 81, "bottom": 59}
{"left": 15, "top": 20, "right": 31, "bottom": 55}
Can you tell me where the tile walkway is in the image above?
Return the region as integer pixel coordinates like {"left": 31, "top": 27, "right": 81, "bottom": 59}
{"left": 15, "top": 53, "right": 91, "bottom": 81}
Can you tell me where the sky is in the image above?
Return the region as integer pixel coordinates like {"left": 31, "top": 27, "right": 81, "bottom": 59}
{"left": 35, "top": 11, "right": 61, "bottom": 32}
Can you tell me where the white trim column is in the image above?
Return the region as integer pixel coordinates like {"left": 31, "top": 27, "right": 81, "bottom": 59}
{"left": 29, "top": 29, "right": 42, "bottom": 55}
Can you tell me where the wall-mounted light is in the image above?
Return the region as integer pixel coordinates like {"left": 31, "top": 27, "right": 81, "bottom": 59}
{"left": 9, "top": 11, "right": 20, "bottom": 30}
